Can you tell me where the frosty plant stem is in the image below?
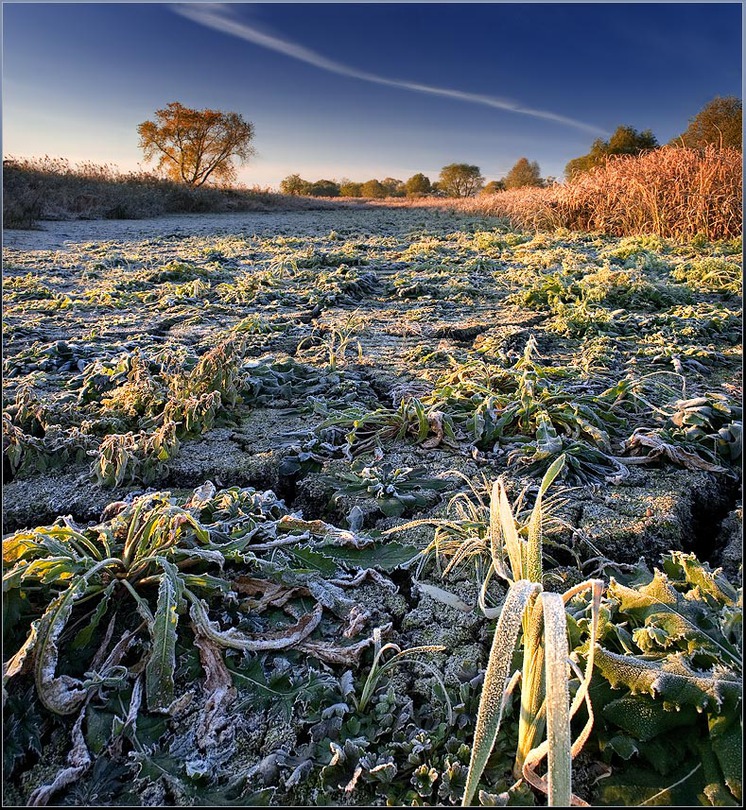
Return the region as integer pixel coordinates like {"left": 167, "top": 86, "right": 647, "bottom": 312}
{"left": 462, "top": 455, "right": 604, "bottom": 806}
{"left": 357, "top": 627, "right": 451, "bottom": 722}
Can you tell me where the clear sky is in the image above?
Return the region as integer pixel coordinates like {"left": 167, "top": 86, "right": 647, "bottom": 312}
{"left": 2, "top": 2, "right": 742, "bottom": 189}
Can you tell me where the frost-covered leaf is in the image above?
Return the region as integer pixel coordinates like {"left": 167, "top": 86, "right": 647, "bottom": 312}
{"left": 662, "top": 551, "right": 738, "bottom": 607}
{"left": 170, "top": 546, "right": 226, "bottom": 569}
{"left": 601, "top": 694, "right": 698, "bottom": 741}
{"left": 288, "top": 540, "right": 419, "bottom": 573}
{"left": 27, "top": 706, "right": 92, "bottom": 805}
{"left": 608, "top": 572, "right": 738, "bottom": 661}
{"left": 33, "top": 576, "right": 102, "bottom": 714}
{"left": 2, "top": 532, "right": 45, "bottom": 564}
{"left": 621, "top": 428, "right": 727, "bottom": 472}
{"left": 709, "top": 712, "right": 742, "bottom": 801}
{"left": 594, "top": 647, "right": 741, "bottom": 713}
{"left": 414, "top": 581, "right": 473, "bottom": 613}
{"left": 188, "top": 591, "right": 323, "bottom": 652}
{"left": 145, "top": 557, "right": 184, "bottom": 713}
{"left": 462, "top": 579, "right": 541, "bottom": 806}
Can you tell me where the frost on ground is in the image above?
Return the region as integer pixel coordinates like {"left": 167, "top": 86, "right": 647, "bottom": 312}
{"left": 2, "top": 209, "right": 742, "bottom": 806}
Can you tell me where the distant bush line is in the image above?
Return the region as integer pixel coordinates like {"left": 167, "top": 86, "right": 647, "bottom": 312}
{"left": 2, "top": 156, "right": 349, "bottom": 229}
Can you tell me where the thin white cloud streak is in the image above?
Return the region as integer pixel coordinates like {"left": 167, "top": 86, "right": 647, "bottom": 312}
{"left": 174, "top": 4, "right": 607, "bottom": 136}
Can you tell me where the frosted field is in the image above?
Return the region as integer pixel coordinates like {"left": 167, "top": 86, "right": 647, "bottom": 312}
{"left": 3, "top": 209, "right": 742, "bottom": 806}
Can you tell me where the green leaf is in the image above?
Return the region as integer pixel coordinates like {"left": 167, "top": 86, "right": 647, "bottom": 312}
{"left": 604, "top": 734, "right": 639, "bottom": 760}
{"left": 698, "top": 737, "right": 740, "bottom": 805}
{"left": 31, "top": 557, "right": 119, "bottom": 714}
{"left": 180, "top": 572, "right": 232, "bottom": 594}
{"left": 84, "top": 707, "right": 116, "bottom": 755}
{"left": 601, "top": 695, "right": 699, "bottom": 742}
{"left": 594, "top": 760, "right": 706, "bottom": 806}
{"left": 72, "top": 581, "right": 116, "bottom": 650}
{"left": 3, "top": 588, "right": 28, "bottom": 645}
{"left": 145, "top": 557, "right": 184, "bottom": 712}
{"left": 709, "top": 712, "right": 742, "bottom": 801}
{"left": 526, "top": 452, "right": 564, "bottom": 584}
{"left": 288, "top": 541, "right": 419, "bottom": 574}
{"left": 378, "top": 498, "right": 406, "bottom": 518}
{"left": 134, "top": 714, "right": 169, "bottom": 749}
{"left": 24, "top": 556, "right": 84, "bottom": 585}
{"left": 285, "top": 546, "right": 337, "bottom": 576}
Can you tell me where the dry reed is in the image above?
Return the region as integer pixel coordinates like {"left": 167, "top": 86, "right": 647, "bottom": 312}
{"left": 2, "top": 156, "right": 346, "bottom": 228}
{"left": 378, "top": 146, "right": 742, "bottom": 241}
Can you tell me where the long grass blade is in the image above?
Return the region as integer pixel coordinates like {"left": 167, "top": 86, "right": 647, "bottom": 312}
{"left": 496, "top": 481, "right": 524, "bottom": 581}
{"left": 541, "top": 592, "right": 572, "bottom": 807}
{"left": 462, "top": 579, "right": 541, "bottom": 806}
{"left": 515, "top": 597, "right": 545, "bottom": 779}
{"left": 526, "top": 454, "right": 565, "bottom": 584}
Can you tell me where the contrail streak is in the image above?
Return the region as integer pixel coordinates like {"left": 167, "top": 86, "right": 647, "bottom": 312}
{"left": 173, "top": 4, "right": 606, "bottom": 136}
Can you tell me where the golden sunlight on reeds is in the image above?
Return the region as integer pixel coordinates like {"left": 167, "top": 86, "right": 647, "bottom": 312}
{"left": 382, "top": 146, "right": 742, "bottom": 241}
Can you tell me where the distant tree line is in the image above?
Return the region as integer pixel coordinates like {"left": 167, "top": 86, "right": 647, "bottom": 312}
{"left": 280, "top": 158, "right": 554, "bottom": 199}
{"left": 280, "top": 175, "right": 411, "bottom": 198}
{"left": 279, "top": 96, "right": 741, "bottom": 198}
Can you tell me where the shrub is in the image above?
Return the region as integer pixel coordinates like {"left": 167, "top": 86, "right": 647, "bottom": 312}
{"left": 308, "top": 179, "right": 341, "bottom": 197}
{"left": 503, "top": 158, "right": 543, "bottom": 190}
{"left": 405, "top": 173, "right": 432, "bottom": 197}
{"left": 360, "top": 179, "right": 387, "bottom": 199}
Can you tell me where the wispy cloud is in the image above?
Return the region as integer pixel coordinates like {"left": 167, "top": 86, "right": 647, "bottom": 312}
{"left": 173, "top": 4, "right": 606, "bottom": 136}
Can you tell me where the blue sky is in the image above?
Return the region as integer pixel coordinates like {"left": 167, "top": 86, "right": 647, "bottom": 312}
{"left": 2, "top": 2, "right": 742, "bottom": 188}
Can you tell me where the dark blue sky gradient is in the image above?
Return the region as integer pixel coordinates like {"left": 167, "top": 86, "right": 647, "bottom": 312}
{"left": 3, "top": 2, "right": 742, "bottom": 187}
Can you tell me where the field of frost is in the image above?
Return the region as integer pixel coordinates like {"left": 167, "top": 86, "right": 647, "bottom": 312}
{"left": 2, "top": 208, "right": 742, "bottom": 806}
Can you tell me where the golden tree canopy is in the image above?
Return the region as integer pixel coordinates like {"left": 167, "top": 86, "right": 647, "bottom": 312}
{"left": 137, "top": 102, "right": 255, "bottom": 186}
{"left": 672, "top": 96, "right": 742, "bottom": 150}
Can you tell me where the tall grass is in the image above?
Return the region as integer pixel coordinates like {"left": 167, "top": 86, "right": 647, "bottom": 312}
{"left": 458, "top": 457, "right": 603, "bottom": 806}
{"left": 558, "top": 145, "right": 742, "bottom": 240}
{"left": 2, "top": 156, "right": 345, "bottom": 228}
{"left": 382, "top": 146, "right": 742, "bottom": 241}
